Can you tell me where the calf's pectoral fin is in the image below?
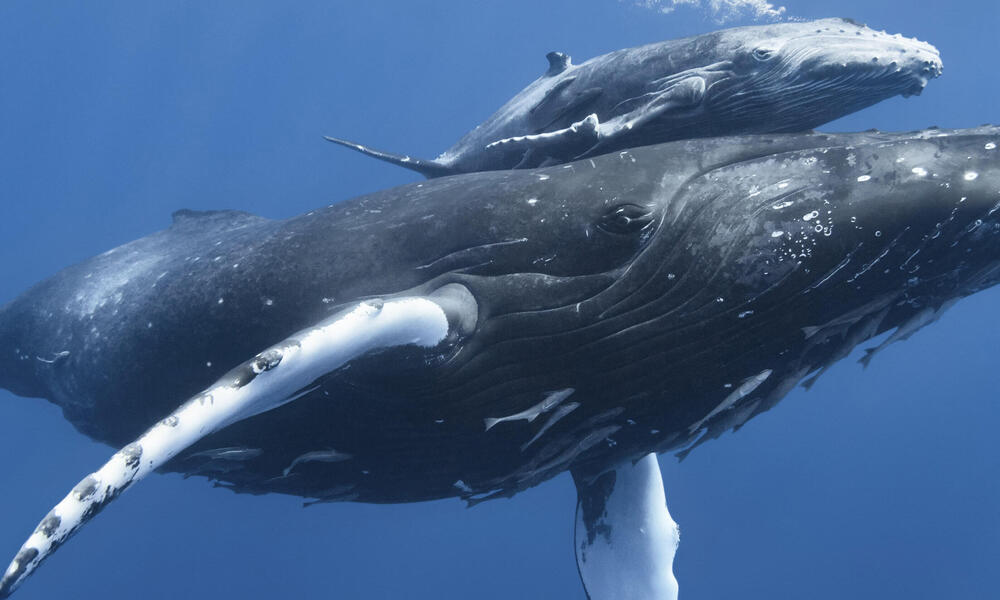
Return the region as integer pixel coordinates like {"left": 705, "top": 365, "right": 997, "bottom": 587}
{"left": 483, "top": 114, "right": 601, "bottom": 167}
{"left": 572, "top": 453, "right": 679, "bottom": 600}
{"left": 0, "top": 285, "right": 477, "bottom": 598}
{"left": 584, "top": 76, "right": 708, "bottom": 159}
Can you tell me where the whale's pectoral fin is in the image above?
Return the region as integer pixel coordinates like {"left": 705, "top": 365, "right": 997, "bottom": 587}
{"left": 580, "top": 75, "right": 708, "bottom": 159}
{"left": 531, "top": 85, "right": 603, "bottom": 132}
{"left": 0, "top": 285, "right": 477, "bottom": 598}
{"left": 484, "top": 114, "right": 601, "bottom": 168}
{"left": 572, "top": 453, "right": 679, "bottom": 600}
{"left": 323, "top": 136, "right": 456, "bottom": 179}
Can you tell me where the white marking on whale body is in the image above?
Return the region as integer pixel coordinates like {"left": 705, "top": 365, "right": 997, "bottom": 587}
{"left": 484, "top": 388, "right": 575, "bottom": 431}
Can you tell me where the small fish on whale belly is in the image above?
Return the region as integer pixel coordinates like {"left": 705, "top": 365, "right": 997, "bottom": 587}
{"left": 484, "top": 388, "right": 575, "bottom": 431}
{"left": 325, "top": 18, "right": 942, "bottom": 177}
{"left": 281, "top": 449, "right": 353, "bottom": 477}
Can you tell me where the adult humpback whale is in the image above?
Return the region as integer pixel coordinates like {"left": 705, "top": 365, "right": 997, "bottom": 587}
{"left": 1, "top": 126, "right": 999, "bottom": 598}
{"left": 326, "top": 18, "right": 942, "bottom": 176}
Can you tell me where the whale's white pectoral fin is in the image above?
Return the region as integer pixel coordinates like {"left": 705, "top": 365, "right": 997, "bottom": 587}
{"left": 573, "top": 453, "right": 679, "bottom": 600}
{"left": 0, "top": 287, "right": 476, "bottom": 598}
{"left": 484, "top": 113, "right": 601, "bottom": 152}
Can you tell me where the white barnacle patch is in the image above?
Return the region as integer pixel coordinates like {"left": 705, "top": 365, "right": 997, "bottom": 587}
{"left": 912, "top": 166, "right": 928, "bottom": 177}
{"left": 771, "top": 231, "right": 784, "bottom": 238}
{"left": 527, "top": 198, "right": 538, "bottom": 206}
{"left": 772, "top": 201, "right": 794, "bottom": 210}
{"left": 964, "top": 171, "right": 979, "bottom": 181}
{"left": 803, "top": 210, "right": 819, "bottom": 222}
{"left": 857, "top": 175, "right": 871, "bottom": 182}
{"left": 985, "top": 142, "right": 996, "bottom": 150}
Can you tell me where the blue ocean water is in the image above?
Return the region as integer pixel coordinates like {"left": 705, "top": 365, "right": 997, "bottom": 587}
{"left": 0, "top": 1, "right": 997, "bottom": 598}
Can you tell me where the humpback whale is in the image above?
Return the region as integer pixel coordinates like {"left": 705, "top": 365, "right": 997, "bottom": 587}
{"left": 1, "top": 126, "right": 998, "bottom": 598}
{"left": 326, "top": 18, "right": 942, "bottom": 177}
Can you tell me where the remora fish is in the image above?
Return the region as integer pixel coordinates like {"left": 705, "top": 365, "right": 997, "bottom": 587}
{"left": 326, "top": 18, "right": 942, "bottom": 176}
{"left": 1, "top": 127, "right": 999, "bottom": 598}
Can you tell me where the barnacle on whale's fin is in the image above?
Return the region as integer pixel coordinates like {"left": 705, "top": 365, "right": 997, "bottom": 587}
{"left": 323, "top": 136, "right": 456, "bottom": 179}
{"left": 0, "top": 287, "right": 478, "bottom": 598}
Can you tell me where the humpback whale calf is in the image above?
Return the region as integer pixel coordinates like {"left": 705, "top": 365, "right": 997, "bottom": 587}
{"left": 326, "top": 18, "right": 942, "bottom": 176}
{"left": 2, "top": 126, "right": 999, "bottom": 598}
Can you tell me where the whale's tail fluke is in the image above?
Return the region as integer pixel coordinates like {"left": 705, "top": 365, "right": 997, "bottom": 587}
{"left": 323, "top": 136, "right": 456, "bottom": 179}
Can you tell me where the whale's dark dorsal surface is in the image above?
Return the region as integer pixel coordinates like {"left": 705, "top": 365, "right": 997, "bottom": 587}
{"left": 2, "top": 127, "right": 999, "bottom": 597}
{"left": 326, "top": 18, "right": 943, "bottom": 177}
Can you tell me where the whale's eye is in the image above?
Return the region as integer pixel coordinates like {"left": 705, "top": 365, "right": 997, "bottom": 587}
{"left": 598, "top": 203, "right": 654, "bottom": 235}
{"left": 752, "top": 47, "right": 775, "bottom": 61}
